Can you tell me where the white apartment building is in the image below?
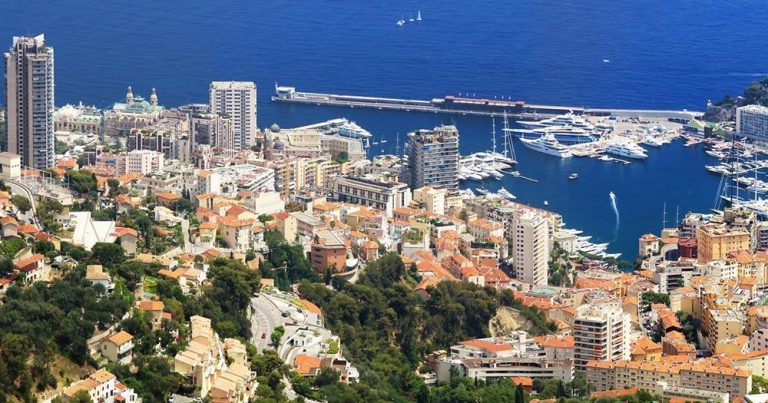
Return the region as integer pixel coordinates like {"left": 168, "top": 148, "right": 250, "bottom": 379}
{"left": 209, "top": 81, "right": 256, "bottom": 150}
{"left": 332, "top": 175, "right": 412, "bottom": 217}
{"left": 737, "top": 104, "right": 768, "bottom": 143}
{"left": 573, "top": 301, "right": 631, "bottom": 370}
{"left": 406, "top": 125, "right": 459, "bottom": 192}
{"left": 413, "top": 186, "right": 447, "bottom": 215}
{"left": 115, "top": 149, "right": 164, "bottom": 175}
{"left": 511, "top": 210, "right": 549, "bottom": 286}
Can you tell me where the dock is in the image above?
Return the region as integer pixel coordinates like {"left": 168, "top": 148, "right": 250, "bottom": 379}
{"left": 272, "top": 84, "right": 704, "bottom": 121}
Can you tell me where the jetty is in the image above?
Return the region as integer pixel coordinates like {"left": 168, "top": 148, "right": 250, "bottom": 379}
{"left": 272, "top": 84, "right": 703, "bottom": 121}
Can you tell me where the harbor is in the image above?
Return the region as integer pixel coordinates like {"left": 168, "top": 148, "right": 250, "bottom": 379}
{"left": 272, "top": 84, "right": 704, "bottom": 121}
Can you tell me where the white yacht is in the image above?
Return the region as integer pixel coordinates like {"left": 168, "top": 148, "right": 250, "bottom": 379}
{"left": 640, "top": 136, "right": 664, "bottom": 148}
{"left": 517, "top": 112, "right": 594, "bottom": 130}
{"left": 519, "top": 133, "right": 573, "bottom": 158}
{"left": 509, "top": 125, "right": 597, "bottom": 143}
{"left": 605, "top": 139, "right": 648, "bottom": 159}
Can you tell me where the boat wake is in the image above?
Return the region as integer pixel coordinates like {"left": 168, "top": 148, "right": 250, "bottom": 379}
{"left": 609, "top": 191, "right": 619, "bottom": 240}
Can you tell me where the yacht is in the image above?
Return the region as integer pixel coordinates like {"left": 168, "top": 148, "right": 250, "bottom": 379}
{"left": 640, "top": 136, "right": 664, "bottom": 148}
{"left": 519, "top": 134, "right": 573, "bottom": 158}
{"left": 569, "top": 173, "right": 579, "bottom": 180}
{"left": 605, "top": 139, "right": 648, "bottom": 159}
{"left": 517, "top": 112, "right": 594, "bottom": 130}
{"left": 509, "top": 125, "right": 597, "bottom": 143}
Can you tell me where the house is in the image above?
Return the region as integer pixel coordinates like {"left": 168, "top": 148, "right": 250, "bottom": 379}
{"left": 85, "top": 264, "right": 114, "bottom": 292}
{"left": 112, "top": 227, "right": 138, "bottom": 255}
{"left": 156, "top": 191, "right": 182, "bottom": 208}
{"left": 299, "top": 299, "right": 324, "bottom": 327}
{"left": 294, "top": 354, "right": 323, "bottom": 377}
{"left": 14, "top": 253, "right": 48, "bottom": 284}
{"left": 217, "top": 216, "right": 253, "bottom": 252}
{"left": 310, "top": 230, "right": 350, "bottom": 273}
{"left": 1, "top": 216, "right": 18, "bottom": 238}
{"left": 361, "top": 240, "right": 379, "bottom": 261}
{"left": 198, "top": 222, "right": 218, "bottom": 242}
{"left": 273, "top": 211, "right": 297, "bottom": 243}
{"left": 61, "top": 368, "right": 138, "bottom": 403}
{"left": 100, "top": 331, "right": 134, "bottom": 365}
{"left": 137, "top": 300, "right": 166, "bottom": 329}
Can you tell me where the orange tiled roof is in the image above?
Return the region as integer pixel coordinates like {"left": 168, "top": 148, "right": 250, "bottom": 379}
{"left": 18, "top": 224, "right": 39, "bottom": 235}
{"left": 107, "top": 331, "right": 133, "bottom": 345}
{"left": 460, "top": 339, "right": 512, "bottom": 353}
{"left": 112, "top": 227, "right": 138, "bottom": 238}
{"left": 534, "top": 335, "right": 575, "bottom": 349}
{"left": 294, "top": 354, "right": 322, "bottom": 376}
{"left": 14, "top": 253, "right": 44, "bottom": 271}
{"left": 137, "top": 300, "right": 164, "bottom": 311}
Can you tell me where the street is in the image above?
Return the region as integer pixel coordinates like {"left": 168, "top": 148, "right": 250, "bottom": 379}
{"left": 249, "top": 294, "right": 283, "bottom": 352}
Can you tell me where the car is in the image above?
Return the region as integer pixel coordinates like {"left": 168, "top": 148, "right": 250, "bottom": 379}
{"left": 281, "top": 312, "right": 288, "bottom": 318}
{"left": 261, "top": 333, "right": 266, "bottom": 339}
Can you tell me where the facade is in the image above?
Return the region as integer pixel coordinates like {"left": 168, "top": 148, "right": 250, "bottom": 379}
{"left": 737, "top": 104, "right": 768, "bottom": 142}
{"left": 406, "top": 125, "right": 459, "bottom": 192}
{"left": 413, "top": 186, "right": 447, "bottom": 215}
{"left": 61, "top": 369, "right": 139, "bottom": 403}
{"left": 54, "top": 103, "right": 102, "bottom": 134}
{"left": 704, "top": 308, "right": 744, "bottom": 352}
{"left": 4, "top": 34, "right": 55, "bottom": 169}
{"left": 209, "top": 81, "right": 257, "bottom": 150}
{"left": 573, "top": 302, "right": 631, "bottom": 370}
{"left": 310, "top": 229, "right": 349, "bottom": 273}
{"left": 586, "top": 358, "right": 751, "bottom": 399}
{"left": 511, "top": 210, "right": 549, "bottom": 286}
{"left": 696, "top": 223, "right": 751, "bottom": 263}
{"left": 100, "top": 331, "right": 134, "bottom": 365}
{"left": 332, "top": 175, "right": 412, "bottom": 216}
{"left": 103, "top": 87, "right": 164, "bottom": 137}
{"left": 115, "top": 149, "right": 165, "bottom": 175}
{"left": 0, "top": 152, "right": 21, "bottom": 179}
{"left": 191, "top": 112, "right": 234, "bottom": 150}
{"left": 127, "top": 128, "right": 174, "bottom": 158}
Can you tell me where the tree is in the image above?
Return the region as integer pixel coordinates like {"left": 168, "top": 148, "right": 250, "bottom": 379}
{"left": 11, "top": 195, "right": 32, "bottom": 214}
{"left": 514, "top": 384, "right": 525, "bottom": 403}
{"left": 271, "top": 325, "right": 285, "bottom": 346}
{"left": 65, "top": 170, "right": 98, "bottom": 195}
{"left": 70, "top": 390, "right": 92, "bottom": 403}
{"left": 92, "top": 242, "right": 126, "bottom": 269}
{"left": 170, "top": 198, "right": 193, "bottom": 213}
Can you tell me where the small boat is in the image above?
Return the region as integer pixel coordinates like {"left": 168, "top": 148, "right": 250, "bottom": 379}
{"left": 396, "top": 16, "right": 405, "bottom": 26}
{"left": 380, "top": 139, "right": 388, "bottom": 144}
{"left": 408, "top": 15, "right": 415, "bottom": 22}
{"left": 543, "top": 201, "right": 549, "bottom": 206}
{"left": 569, "top": 173, "right": 579, "bottom": 180}
{"left": 416, "top": 10, "right": 422, "bottom": 21}
{"left": 602, "top": 59, "right": 611, "bottom": 63}
{"left": 598, "top": 155, "right": 612, "bottom": 161}
{"left": 476, "top": 187, "right": 489, "bottom": 195}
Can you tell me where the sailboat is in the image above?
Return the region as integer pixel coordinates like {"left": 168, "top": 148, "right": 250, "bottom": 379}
{"left": 416, "top": 10, "right": 422, "bottom": 21}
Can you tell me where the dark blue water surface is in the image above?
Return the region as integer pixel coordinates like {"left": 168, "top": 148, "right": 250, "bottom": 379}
{"left": 2, "top": 0, "right": 767, "bottom": 258}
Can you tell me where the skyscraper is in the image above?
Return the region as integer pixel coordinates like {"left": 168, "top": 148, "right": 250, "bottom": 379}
{"left": 573, "top": 301, "right": 631, "bottom": 370}
{"left": 4, "top": 34, "right": 55, "bottom": 169}
{"left": 511, "top": 210, "right": 549, "bottom": 286}
{"left": 406, "top": 125, "right": 459, "bottom": 192}
{"left": 208, "top": 81, "right": 257, "bottom": 150}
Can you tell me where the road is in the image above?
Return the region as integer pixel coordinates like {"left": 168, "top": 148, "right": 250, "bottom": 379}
{"left": 250, "top": 294, "right": 283, "bottom": 352}
{"left": 181, "top": 218, "right": 190, "bottom": 251}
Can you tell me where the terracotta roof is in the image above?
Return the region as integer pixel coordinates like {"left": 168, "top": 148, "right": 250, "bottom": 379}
{"left": 35, "top": 232, "right": 52, "bottom": 241}
{"left": 199, "top": 222, "right": 217, "bottom": 230}
{"left": 17, "top": 224, "right": 39, "bottom": 234}
{"left": 14, "top": 253, "right": 44, "bottom": 271}
{"left": 591, "top": 388, "right": 639, "bottom": 398}
{"left": 1, "top": 216, "right": 18, "bottom": 226}
{"left": 137, "top": 300, "right": 164, "bottom": 311}
{"left": 112, "top": 227, "right": 138, "bottom": 238}
{"left": 218, "top": 216, "right": 253, "bottom": 228}
{"left": 108, "top": 331, "right": 133, "bottom": 345}
{"left": 299, "top": 299, "right": 322, "bottom": 315}
{"left": 294, "top": 354, "right": 322, "bottom": 376}
{"left": 156, "top": 191, "right": 181, "bottom": 201}
{"left": 414, "top": 276, "right": 442, "bottom": 292}
{"left": 460, "top": 339, "right": 512, "bottom": 353}
{"left": 534, "top": 335, "right": 575, "bottom": 349}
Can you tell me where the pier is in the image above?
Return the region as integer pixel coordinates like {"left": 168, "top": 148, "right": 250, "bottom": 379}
{"left": 272, "top": 84, "right": 703, "bottom": 121}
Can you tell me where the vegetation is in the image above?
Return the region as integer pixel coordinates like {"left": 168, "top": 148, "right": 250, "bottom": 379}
{"left": 640, "top": 291, "right": 670, "bottom": 312}
{"left": 297, "top": 252, "right": 535, "bottom": 402}
{"left": 261, "top": 231, "right": 319, "bottom": 289}
{"left": 10, "top": 195, "right": 31, "bottom": 214}
{"left": 676, "top": 311, "right": 701, "bottom": 348}
{"left": 65, "top": 170, "right": 98, "bottom": 195}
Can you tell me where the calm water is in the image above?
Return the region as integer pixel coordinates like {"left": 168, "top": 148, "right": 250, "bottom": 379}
{"left": 2, "top": 0, "right": 767, "bottom": 258}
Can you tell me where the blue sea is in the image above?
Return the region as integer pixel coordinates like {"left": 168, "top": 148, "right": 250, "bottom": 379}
{"left": 2, "top": 0, "right": 768, "bottom": 258}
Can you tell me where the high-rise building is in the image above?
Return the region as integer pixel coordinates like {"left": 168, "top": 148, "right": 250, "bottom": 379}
{"left": 573, "top": 301, "right": 631, "bottom": 370}
{"left": 511, "top": 210, "right": 549, "bottom": 286}
{"left": 737, "top": 104, "right": 768, "bottom": 143}
{"left": 4, "top": 34, "right": 55, "bottom": 169}
{"left": 208, "top": 81, "right": 257, "bottom": 150}
{"left": 190, "top": 113, "right": 234, "bottom": 151}
{"left": 406, "top": 125, "right": 459, "bottom": 192}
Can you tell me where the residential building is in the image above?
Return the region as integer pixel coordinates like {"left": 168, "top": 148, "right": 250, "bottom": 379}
{"left": 127, "top": 128, "right": 174, "bottom": 158}
{"left": 14, "top": 253, "right": 48, "bottom": 284}
{"left": 586, "top": 358, "right": 751, "bottom": 399}
{"left": 697, "top": 223, "right": 750, "bottom": 263}
{"left": 4, "top": 34, "right": 55, "bottom": 169}
{"left": 413, "top": 186, "right": 447, "bottom": 215}
{"left": 332, "top": 175, "right": 412, "bottom": 216}
{"left": 511, "top": 210, "right": 549, "bottom": 286}
{"left": 274, "top": 211, "right": 298, "bottom": 242}
{"left": 406, "top": 125, "right": 459, "bottom": 192}
{"left": 61, "top": 369, "right": 139, "bottom": 403}
{"left": 209, "top": 81, "right": 257, "bottom": 150}
{"left": 115, "top": 149, "right": 165, "bottom": 175}
{"left": 100, "top": 331, "right": 134, "bottom": 365}
{"left": 310, "top": 229, "right": 349, "bottom": 273}
{"left": 0, "top": 152, "right": 21, "bottom": 179}
{"left": 191, "top": 112, "right": 234, "bottom": 150}
{"left": 217, "top": 216, "right": 253, "bottom": 252}
{"left": 573, "top": 302, "right": 631, "bottom": 370}
{"left": 737, "top": 104, "right": 768, "bottom": 142}
{"left": 703, "top": 308, "right": 744, "bottom": 352}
